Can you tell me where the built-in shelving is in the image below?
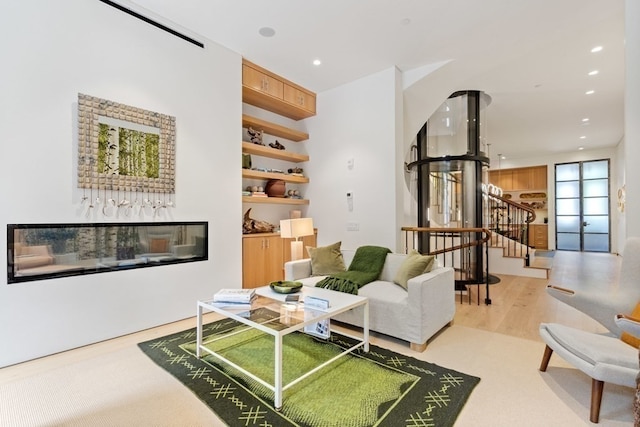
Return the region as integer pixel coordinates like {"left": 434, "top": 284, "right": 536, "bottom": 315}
{"left": 241, "top": 142, "right": 309, "bottom": 163}
{"left": 242, "top": 115, "right": 308, "bottom": 142}
{"left": 242, "top": 169, "right": 309, "bottom": 183}
{"left": 242, "top": 196, "right": 309, "bottom": 205}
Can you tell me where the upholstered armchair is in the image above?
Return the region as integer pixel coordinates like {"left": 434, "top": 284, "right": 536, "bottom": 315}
{"left": 539, "top": 321, "right": 638, "bottom": 423}
{"left": 546, "top": 237, "right": 640, "bottom": 336}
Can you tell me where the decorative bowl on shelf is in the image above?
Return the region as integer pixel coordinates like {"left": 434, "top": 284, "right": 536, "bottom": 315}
{"left": 265, "top": 179, "right": 286, "bottom": 197}
{"left": 269, "top": 280, "right": 303, "bottom": 294}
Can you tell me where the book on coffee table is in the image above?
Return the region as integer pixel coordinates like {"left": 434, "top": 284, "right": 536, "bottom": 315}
{"left": 304, "top": 296, "right": 330, "bottom": 339}
{"left": 213, "top": 288, "right": 255, "bottom": 303}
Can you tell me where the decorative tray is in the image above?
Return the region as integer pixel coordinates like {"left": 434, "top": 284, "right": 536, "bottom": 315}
{"left": 269, "top": 280, "right": 303, "bottom": 294}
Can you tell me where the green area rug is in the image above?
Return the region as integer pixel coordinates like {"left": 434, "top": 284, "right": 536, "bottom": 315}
{"left": 138, "top": 308, "right": 480, "bottom": 426}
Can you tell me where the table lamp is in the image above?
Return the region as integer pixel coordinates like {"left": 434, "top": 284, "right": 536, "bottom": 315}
{"left": 280, "top": 218, "right": 314, "bottom": 260}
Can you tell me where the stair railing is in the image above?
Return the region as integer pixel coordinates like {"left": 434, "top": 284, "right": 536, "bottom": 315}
{"left": 401, "top": 227, "right": 492, "bottom": 305}
{"left": 483, "top": 191, "right": 536, "bottom": 265}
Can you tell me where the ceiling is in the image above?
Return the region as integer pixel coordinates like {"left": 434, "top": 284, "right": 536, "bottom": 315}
{"left": 129, "top": 0, "right": 625, "bottom": 162}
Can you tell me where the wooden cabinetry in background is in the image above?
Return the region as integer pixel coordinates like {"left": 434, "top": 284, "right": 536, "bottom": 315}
{"left": 242, "top": 235, "right": 283, "bottom": 289}
{"left": 242, "top": 231, "right": 317, "bottom": 289}
{"left": 488, "top": 165, "right": 547, "bottom": 191}
{"left": 242, "top": 59, "right": 316, "bottom": 120}
{"left": 528, "top": 224, "right": 548, "bottom": 249}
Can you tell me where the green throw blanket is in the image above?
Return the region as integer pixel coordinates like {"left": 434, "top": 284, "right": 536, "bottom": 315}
{"left": 315, "top": 245, "right": 391, "bottom": 294}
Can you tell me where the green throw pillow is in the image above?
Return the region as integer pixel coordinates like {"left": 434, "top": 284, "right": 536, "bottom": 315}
{"left": 393, "top": 249, "right": 435, "bottom": 290}
{"left": 307, "top": 241, "right": 346, "bottom": 276}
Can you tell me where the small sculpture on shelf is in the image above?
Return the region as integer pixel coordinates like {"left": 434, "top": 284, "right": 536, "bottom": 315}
{"left": 243, "top": 208, "right": 275, "bottom": 234}
{"left": 247, "top": 127, "right": 264, "bottom": 145}
{"left": 269, "top": 140, "right": 285, "bottom": 150}
{"left": 287, "top": 167, "right": 304, "bottom": 176}
{"left": 287, "top": 189, "right": 301, "bottom": 199}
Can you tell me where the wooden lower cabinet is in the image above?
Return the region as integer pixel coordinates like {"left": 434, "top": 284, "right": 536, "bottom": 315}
{"left": 242, "top": 231, "right": 317, "bottom": 289}
{"left": 528, "top": 224, "right": 548, "bottom": 250}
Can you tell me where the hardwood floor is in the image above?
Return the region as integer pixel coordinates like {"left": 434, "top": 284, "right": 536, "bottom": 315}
{"left": 454, "top": 249, "right": 621, "bottom": 341}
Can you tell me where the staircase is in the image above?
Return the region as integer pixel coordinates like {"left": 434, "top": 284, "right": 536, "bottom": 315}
{"left": 484, "top": 190, "right": 551, "bottom": 279}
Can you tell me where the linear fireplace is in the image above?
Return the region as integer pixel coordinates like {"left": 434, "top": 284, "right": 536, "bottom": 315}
{"left": 7, "top": 222, "right": 207, "bottom": 283}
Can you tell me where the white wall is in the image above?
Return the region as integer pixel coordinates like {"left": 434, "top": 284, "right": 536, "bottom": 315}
{"left": 0, "top": 1, "right": 241, "bottom": 367}
{"left": 306, "top": 68, "right": 400, "bottom": 251}
{"left": 625, "top": 0, "right": 640, "bottom": 239}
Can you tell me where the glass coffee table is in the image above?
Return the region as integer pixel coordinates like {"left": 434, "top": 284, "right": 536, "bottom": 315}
{"left": 196, "top": 285, "right": 369, "bottom": 410}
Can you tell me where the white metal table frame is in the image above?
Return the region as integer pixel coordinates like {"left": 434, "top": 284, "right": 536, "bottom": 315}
{"left": 196, "top": 286, "right": 369, "bottom": 410}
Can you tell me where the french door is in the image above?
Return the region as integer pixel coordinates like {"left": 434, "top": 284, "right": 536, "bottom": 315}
{"left": 555, "top": 159, "right": 610, "bottom": 252}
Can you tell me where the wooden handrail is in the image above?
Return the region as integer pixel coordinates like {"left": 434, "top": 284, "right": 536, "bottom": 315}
{"left": 488, "top": 193, "right": 537, "bottom": 223}
{"left": 401, "top": 227, "right": 492, "bottom": 256}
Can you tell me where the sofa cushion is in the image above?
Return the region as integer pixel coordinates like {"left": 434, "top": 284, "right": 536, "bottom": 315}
{"left": 307, "top": 241, "right": 346, "bottom": 276}
{"left": 393, "top": 250, "right": 435, "bottom": 290}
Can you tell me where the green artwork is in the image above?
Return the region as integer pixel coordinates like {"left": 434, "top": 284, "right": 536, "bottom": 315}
{"left": 77, "top": 93, "right": 175, "bottom": 193}
{"left": 98, "top": 123, "right": 159, "bottom": 178}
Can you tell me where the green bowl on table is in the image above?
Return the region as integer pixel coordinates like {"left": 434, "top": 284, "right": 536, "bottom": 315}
{"left": 269, "top": 280, "right": 303, "bottom": 294}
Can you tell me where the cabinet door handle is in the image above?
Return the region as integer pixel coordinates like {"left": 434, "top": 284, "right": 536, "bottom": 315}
{"left": 265, "top": 239, "right": 270, "bottom": 249}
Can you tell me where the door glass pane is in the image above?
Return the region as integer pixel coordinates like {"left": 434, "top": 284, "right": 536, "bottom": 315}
{"left": 557, "top": 199, "right": 580, "bottom": 215}
{"left": 583, "top": 179, "right": 608, "bottom": 197}
{"left": 584, "top": 233, "right": 609, "bottom": 252}
{"left": 557, "top": 216, "right": 581, "bottom": 232}
{"left": 584, "top": 216, "right": 609, "bottom": 233}
{"left": 557, "top": 233, "right": 580, "bottom": 250}
{"left": 583, "top": 160, "right": 608, "bottom": 180}
{"left": 556, "top": 163, "right": 579, "bottom": 181}
{"left": 584, "top": 197, "right": 608, "bottom": 215}
{"left": 556, "top": 181, "right": 580, "bottom": 198}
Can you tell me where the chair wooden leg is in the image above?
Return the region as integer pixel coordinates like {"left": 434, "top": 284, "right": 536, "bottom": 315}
{"left": 539, "top": 345, "right": 553, "bottom": 372}
{"left": 590, "top": 379, "right": 604, "bottom": 423}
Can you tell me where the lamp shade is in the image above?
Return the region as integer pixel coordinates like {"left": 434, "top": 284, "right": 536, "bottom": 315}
{"left": 280, "top": 218, "right": 314, "bottom": 239}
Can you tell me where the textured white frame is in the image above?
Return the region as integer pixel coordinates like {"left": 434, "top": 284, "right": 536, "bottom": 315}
{"left": 77, "top": 93, "right": 176, "bottom": 193}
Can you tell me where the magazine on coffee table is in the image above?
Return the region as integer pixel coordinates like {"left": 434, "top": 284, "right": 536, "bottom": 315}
{"left": 303, "top": 296, "right": 330, "bottom": 339}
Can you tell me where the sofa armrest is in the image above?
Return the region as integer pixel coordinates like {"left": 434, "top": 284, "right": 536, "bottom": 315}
{"left": 284, "top": 258, "right": 312, "bottom": 281}
{"left": 405, "top": 266, "right": 456, "bottom": 344}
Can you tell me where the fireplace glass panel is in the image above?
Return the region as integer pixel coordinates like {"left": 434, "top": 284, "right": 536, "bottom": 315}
{"left": 7, "top": 222, "right": 207, "bottom": 283}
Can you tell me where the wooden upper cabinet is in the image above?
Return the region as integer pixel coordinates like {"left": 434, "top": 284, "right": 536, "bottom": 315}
{"left": 531, "top": 166, "right": 547, "bottom": 189}
{"left": 283, "top": 84, "right": 316, "bottom": 114}
{"left": 242, "top": 64, "right": 284, "bottom": 99}
{"left": 489, "top": 165, "right": 547, "bottom": 191}
{"left": 512, "top": 168, "right": 532, "bottom": 190}
{"left": 242, "top": 59, "right": 316, "bottom": 120}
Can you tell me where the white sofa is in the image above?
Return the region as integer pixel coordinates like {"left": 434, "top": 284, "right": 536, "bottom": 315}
{"left": 284, "top": 249, "right": 455, "bottom": 351}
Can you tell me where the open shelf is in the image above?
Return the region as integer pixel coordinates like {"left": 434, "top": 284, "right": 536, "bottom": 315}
{"left": 242, "top": 142, "right": 309, "bottom": 163}
{"left": 242, "top": 169, "right": 309, "bottom": 183}
{"left": 242, "top": 114, "right": 309, "bottom": 142}
{"left": 242, "top": 196, "right": 309, "bottom": 205}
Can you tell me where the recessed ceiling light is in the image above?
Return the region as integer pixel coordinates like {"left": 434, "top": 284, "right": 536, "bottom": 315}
{"left": 582, "top": 118, "right": 590, "bottom": 122}
{"left": 585, "top": 90, "right": 595, "bottom": 95}
{"left": 312, "top": 59, "right": 321, "bottom": 66}
{"left": 258, "top": 27, "right": 276, "bottom": 37}
{"left": 579, "top": 146, "right": 585, "bottom": 150}
{"left": 591, "top": 46, "right": 603, "bottom": 53}
{"left": 588, "top": 70, "right": 599, "bottom": 76}
{"left": 580, "top": 136, "right": 586, "bottom": 139}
